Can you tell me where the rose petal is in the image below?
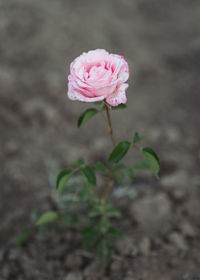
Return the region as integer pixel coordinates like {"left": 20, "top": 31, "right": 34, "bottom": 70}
{"left": 105, "top": 84, "right": 128, "bottom": 107}
{"left": 68, "top": 83, "right": 105, "bottom": 103}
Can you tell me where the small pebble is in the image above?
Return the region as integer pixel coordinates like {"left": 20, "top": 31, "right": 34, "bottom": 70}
{"left": 64, "top": 272, "right": 83, "bottom": 280}
{"left": 139, "top": 237, "right": 151, "bottom": 256}
{"left": 110, "top": 259, "right": 123, "bottom": 272}
{"left": 168, "top": 232, "right": 188, "bottom": 251}
{"left": 84, "top": 261, "right": 104, "bottom": 280}
{"left": 65, "top": 253, "right": 83, "bottom": 269}
{"left": 116, "top": 237, "right": 138, "bottom": 256}
{"left": 179, "top": 221, "right": 196, "bottom": 238}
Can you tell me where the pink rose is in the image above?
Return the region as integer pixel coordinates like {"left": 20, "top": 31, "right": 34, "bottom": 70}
{"left": 67, "top": 49, "right": 129, "bottom": 107}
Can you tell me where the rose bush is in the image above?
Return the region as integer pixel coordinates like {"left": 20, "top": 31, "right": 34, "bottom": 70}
{"left": 27, "top": 49, "right": 160, "bottom": 268}
{"left": 68, "top": 49, "right": 129, "bottom": 106}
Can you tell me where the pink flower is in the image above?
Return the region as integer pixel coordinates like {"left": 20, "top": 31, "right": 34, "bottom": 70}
{"left": 67, "top": 49, "right": 129, "bottom": 106}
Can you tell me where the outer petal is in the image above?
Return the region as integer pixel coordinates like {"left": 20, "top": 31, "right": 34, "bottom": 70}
{"left": 68, "top": 82, "right": 105, "bottom": 103}
{"left": 105, "top": 84, "right": 128, "bottom": 107}
{"left": 68, "top": 75, "right": 95, "bottom": 97}
{"left": 110, "top": 54, "right": 129, "bottom": 83}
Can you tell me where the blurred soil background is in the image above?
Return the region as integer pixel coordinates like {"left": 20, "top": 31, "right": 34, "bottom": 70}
{"left": 0, "top": 0, "right": 200, "bottom": 279}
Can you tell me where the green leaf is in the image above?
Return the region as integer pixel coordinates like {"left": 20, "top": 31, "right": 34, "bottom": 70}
{"left": 81, "top": 165, "right": 96, "bottom": 185}
{"left": 77, "top": 108, "right": 98, "bottom": 128}
{"left": 106, "top": 226, "right": 124, "bottom": 238}
{"left": 108, "top": 141, "right": 131, "bottom": 164}
{"left": 111, "top": 103, "right": 127, "bottom": 110}
{"left": 94, "top": 162, "right": 107, "bottom": 174}
{"left": 123, "top": 168, "right": 134, "bottom": 181}
{"left": 111, "top": 164, "right": 134, "bottom": 182}
{"left": 78, "top": 182, "right": 95, "bottom": 202}
{"left": 102, "top": 103, "right": 127, "bottom": 110}
{"left": 89, "top": 201, "right": 120, "bottom": 218}
{"left": 105, "top": 205, "right": 121, "bottom": 218}
{"left": 56, "top": 169, "right": 74, "bottom": 196}
{"left": 133, "top": 132, "right": 145, "bottom": 144}
{"left": 141, "top": 147, "right": 160, "bottom": 178}
{"left": 81, "top": 226, "right": 101, "bottom": 248}
{"left": 89, "top": 206, "right": 102, "bottom": 218}
{"left": 112, "top": 163, "right": 126, "bottom": 170}
{"left": 98, "top": 216, "right": 110, "bottom": 233}
{"left": 110, "top": 164, "right": 125, "bottom": 183}
{"left": 36, "top": 211, "right": 60, "bottom": 226}
{"left": 112, "top": 174, "right": 123, "bottom": 183}
{"left": 133, "top": 160, "right": 151, "bottom": 169}
{"left": 142, "top": 147, "right": 160, "bottom": 162}
{"left": 15, "top": 228, "right": 32, "bottom": 247}
{"left": 61, "top": 214, "right": 72, "bottom": 227}
{"left": 98, "top": 239, "right": 114, "bottom": 267}
{"left": 69, "top": 157, "right": 84, "bottom": 168}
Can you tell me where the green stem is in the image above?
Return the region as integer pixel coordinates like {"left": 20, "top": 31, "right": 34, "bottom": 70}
{"left": 105, "top": 101, "right": 116, "bottom": 147}
{"left": 132, "top": 143, "right": 140, "bottom": 151}
{"left": 99, "top": 102, "right": 116, "bottom": 200}
{"left": 99, "top": 109, "right": 107, "bottom": 124}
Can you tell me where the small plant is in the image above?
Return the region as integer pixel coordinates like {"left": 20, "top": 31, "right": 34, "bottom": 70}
{"left": 18, "top": 49, "right": 160, "bottom": 267}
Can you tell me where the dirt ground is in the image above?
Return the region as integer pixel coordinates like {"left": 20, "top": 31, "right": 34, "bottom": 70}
{"left": 0, "top": 0, "right": 200, "bottom": 279}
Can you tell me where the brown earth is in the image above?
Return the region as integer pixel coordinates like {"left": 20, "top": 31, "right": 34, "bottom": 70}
{"left": 0, "top": 0, "right": 200, "bottom": 279}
